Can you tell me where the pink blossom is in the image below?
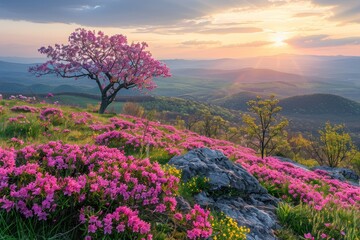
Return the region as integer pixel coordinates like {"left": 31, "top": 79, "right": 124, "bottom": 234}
{"left": 304, "top": 233, "right": 314, "bottom": 239}
{"left": 174, "top": 213, "right": 183, "bottom": 221}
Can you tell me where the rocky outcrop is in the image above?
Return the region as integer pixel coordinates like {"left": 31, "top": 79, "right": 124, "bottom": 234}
{"left": 169, "top": 148, "right": 280, "bottom": 240}
{"left": 311, "top": 166, "right": 359, "bottom": 186}
{"left": 275, "top": 156, "right": 359, "bottom": 186}
{"left": 273, "top": 156, "right": 310, "bottom": 171}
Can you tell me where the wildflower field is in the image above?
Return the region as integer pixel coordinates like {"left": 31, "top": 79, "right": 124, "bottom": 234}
{"left": 0, "top": 98, "right": 359, "bottom": 239}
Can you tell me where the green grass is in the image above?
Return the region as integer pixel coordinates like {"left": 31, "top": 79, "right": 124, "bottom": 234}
{"left": 51, "top": 95, "right": 124, "bottom": 113}
{"left": 148, "top": 148, "right": 175, "bottom": 165}
{"left": 276, "top": 202, "right": 360, "bottom": 240}
{"left": 0, "top": 100, "right": 107, "bottom": 147}
{"left": 0, "top": 210, "right": 81, "bottom": 240}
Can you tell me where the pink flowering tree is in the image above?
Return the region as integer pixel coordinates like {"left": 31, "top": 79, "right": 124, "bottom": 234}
{"left": 29, "top": 28, "right": 171, "bottom": 114}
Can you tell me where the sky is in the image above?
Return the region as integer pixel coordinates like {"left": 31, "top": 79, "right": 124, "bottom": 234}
{"left": 0, "top": 0, "right": 359, "bottom": 59}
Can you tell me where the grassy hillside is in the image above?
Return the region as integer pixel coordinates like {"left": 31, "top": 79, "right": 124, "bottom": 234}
{"left": 13, "top": 92, "right": 360, "bottom": 146}
{"left": 141, "top": 96, "right": 241, "bottom": 122}
{"left": 29, "top": 93, "right": 241, "bottom": 122}
{"left": 0, "top": 99, "right": 358, "bottom": 240}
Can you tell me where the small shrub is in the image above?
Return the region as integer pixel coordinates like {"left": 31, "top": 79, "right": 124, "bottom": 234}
{"left": 181, "top": 176, "right": 210, "bottom": 196}
{"left": 70, "top": 112, "right": 93, "bottom": 125}
{"left": 10, "top": 105, "right": 38, "bottom": 113}
{"left": 40, "top": 107, "right": 64, "bottom": 125}
{"left": 211, "top": 212, "right": 250, "bottom": 240}
{"left": 8, "top": 137, "right": 24, "bottom": 148}
{"left": 275, "top": 228, "right": 299, "bottom": 240}
{"left": 95, "top": 130, "right": 142, "bottom": 155}
{"left": 122, "top": 102, "right": 144, "bottom": 118}
{"left": 162, "top": 164, "right": 182, "bottom": 179}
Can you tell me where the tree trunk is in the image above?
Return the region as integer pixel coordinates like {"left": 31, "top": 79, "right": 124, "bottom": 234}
{"left": 261, "top": 130, "right": 266, "bottom": 159}
{"left": 99, "top": 97, "right": 110, "bottom": 114}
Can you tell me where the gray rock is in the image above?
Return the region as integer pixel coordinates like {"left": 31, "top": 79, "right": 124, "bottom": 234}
{"left": 169, "top": 148, "right": 280, "bottom": 240}
{"left": 175, "top": 196, "right": 192, "bottom": 212}
{"left": 275, "top": 157, "right": 359, "bottom": 186}
{"left": 194, "top": 192, "right": 215, "bottom": 206}
{"left": 311, "top": 166, "right": 360, "bottom": 186}
{"left": 274, "top": 156, "right": 310, "bottom": 171}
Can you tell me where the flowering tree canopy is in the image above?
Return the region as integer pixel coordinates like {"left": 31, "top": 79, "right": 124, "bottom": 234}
{"left": 29, "top": 28, "right": 171, "bottom": 113}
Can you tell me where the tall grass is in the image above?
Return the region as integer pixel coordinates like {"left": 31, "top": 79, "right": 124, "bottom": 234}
{"left": 0, "top": 116, "right": 43, "bottom": 140}
{"left": 277, "top": 202, "right": 359, "bottom": 240}
{"left": 0, "top": 211, "right": 81, "bottom": 240}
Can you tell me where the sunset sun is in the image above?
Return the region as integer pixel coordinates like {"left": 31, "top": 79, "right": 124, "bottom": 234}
{"left": 272, "top": 33, "right": 287, "bottom": 47}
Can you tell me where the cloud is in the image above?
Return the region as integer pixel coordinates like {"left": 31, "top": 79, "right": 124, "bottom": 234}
{"left": 311, "top": 0, "right": 360, "bottom": 23}
{"left": 0, "top": 0, "right": 270, "bottom": 27}
{"left": 293, "top": 12, "right": 323, "bottom": 18}
{"left": 134, "top": 20, "right": 212, "bottom": 34}
{"left": 223, "top": 41, "right": 272, "bottom": 48}
{"left": 181, "top": 40, "right": 221, "bottom": 46}
{"left": 134, "top": 21, "right": 263, "bottom": 35}
{"left": 199, "top": 27, "right": 263, "bottom": 34}
{"left": 286, "top": 35, "right": 360, "bottom": 48}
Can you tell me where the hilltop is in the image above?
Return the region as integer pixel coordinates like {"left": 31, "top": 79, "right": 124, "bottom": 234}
{"left": 280, "top": 94, "right": 360, "bottom": 115}
{"left": 211, "top": 92, "right": 360, "bottom": 115}
{"left": 211, "top": 91, "right": 258, "bottom": 111}
{"left": 0, "top": 98, "right": 359, "bottom": 239}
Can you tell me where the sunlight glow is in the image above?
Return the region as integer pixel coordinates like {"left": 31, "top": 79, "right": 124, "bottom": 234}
{"left": 272, "top": 33, "right": 287, "bottom": 47}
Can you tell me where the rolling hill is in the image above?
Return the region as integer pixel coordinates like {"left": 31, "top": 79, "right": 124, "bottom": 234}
{"left": 1, "top": 57, "right": 360, "bottom": 101}
{"left": 154, "top": 68, "right": 341, "bottom": 100}
{"left": 170, "top": 67, "right": 314, "bottom": 83}
{"left": 280, "top": 94, "right": 360, "bottom": 116}
{"left": 164, "top": 54, "right": 360, "bottom": 76}
{"left": 211, "top": 91, "right": 258, "bottom": 111}
{"left": 0, "top": 60, "right": 32, "bottom": 72}
{"left": 211, "top": 92, "right": 360, "bottom": 116}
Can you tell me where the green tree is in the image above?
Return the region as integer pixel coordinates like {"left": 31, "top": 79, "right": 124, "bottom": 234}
{"left": 288, "top": 133, "right": 312, "bottom": 160}
{"left": 350, "top": 150, "right": 360, "bottom": 175}
{"left": 183, "top": 111, "right": 203, "bottom": 131}
{"left": 196, "top": 111, "right": 226, "bottom": 138}
{"left": 223, "top": 124, "right": 240, "bottom": 142}
{"left": 308, "top": 122, "right": 357, "bottom": 167}
{"left": 242, "top": 95, "right": 288, "bottom": 158}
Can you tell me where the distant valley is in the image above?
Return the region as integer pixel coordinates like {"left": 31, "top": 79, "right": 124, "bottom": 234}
{"left": 0, "top": 54, "right": 360, "bottom": 101}
{"left": 0, "top": 55, "right": 359, "bottom": 145}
